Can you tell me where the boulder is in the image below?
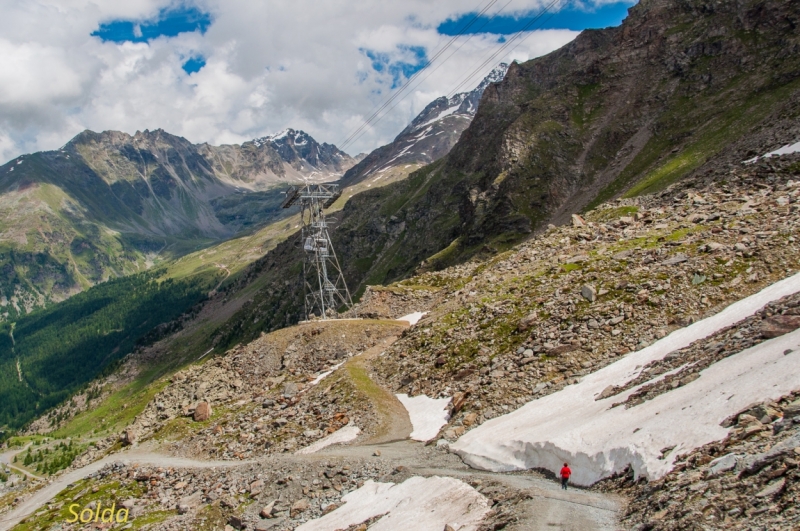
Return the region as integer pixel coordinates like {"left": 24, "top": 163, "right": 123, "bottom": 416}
{"left": 120, "top": 428, "right": 137, "bottom": 446}
{"left": 783, "top": 399, "right": 800, "bottom": 418}
{"left": 259, "top": 500, "right": 276, "bottom": 518}
{"left": 581, "top": 284, "right": 597, "bottom": 302}
{"left": 706, "top": 453, "right": 737, "bottom": 478}
{"left": 250, "top": 479, "right": 264, "bottom": 495}
{"left": 755, "top": 478, "right": 785, "bottom": 498}
{"left": 290, "top": 498, "right": 309, "bottom": 517}
{"left": 283, "top": 383, "right": 299, "bottom": 398}
{"left": 451, "top": 392, "right": 468, "bottom": 413}
{"left": 517, "top": 313, "right": 538, "bottom": 332}
{"left": 760, "top": 315, "right": 800, "bottom": 339}
{"left": 177, "top": 491, "right": 203, "bottom": 514}
{"left": 463, "top": 412, "right": 478, "bottom": 427}
{"left": 193, "top": 402, "right": 212, "bottom": 422}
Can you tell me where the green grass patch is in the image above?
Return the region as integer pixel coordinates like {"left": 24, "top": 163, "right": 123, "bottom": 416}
{"left": 52, "top": 370, "right": 169, "bottom": 439}
{"left": 588, "top": 205, "right": 639, "bottom": 222}
{"left": 13, "top": 478, "right": 147, "bottom": 531}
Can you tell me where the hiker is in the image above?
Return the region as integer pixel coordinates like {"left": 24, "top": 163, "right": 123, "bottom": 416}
{"left": 560, "top": 462, "right": 572, "bottom": 490}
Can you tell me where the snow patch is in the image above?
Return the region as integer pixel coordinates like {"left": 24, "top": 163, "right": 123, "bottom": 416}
{"left": 414, "top": 105, "right": 460, "bottom": 130}
{"left": 398, "top": 311, "right": 426, "bottom": 326}
{"left": 309, "top": 361, "right": 344, "bottom": 386}
{"left": 295, "top": 424, "right": 360, "bottom": 455}
{"left": 743, "top": 140, "right": 800, "bottom": 163}
{"left": 452, "top": 272, "right": 800, "bottom": 486}
{"left": 396, "top": 393, "right": 450, "bottom": 441}
{"left": 296, "top": 476, "right": 490, "bottom": 531}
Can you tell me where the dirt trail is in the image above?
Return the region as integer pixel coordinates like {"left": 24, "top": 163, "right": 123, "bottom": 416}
{"left": 1, "top": 319, "right": 621, "bottom": 530}
{"left": 0, "top": 444, "right": 43, "bottom": 481}
{"left": 318, "top": 439, "right": 621, "bottom": 531}
{"left": 0, "top": 450, "right": 248, "bottom": 531}
{"left": 344, "top": 333, "right": 413, "bottom": 444}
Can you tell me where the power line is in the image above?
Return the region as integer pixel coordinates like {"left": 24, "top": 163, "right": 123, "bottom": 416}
{"left": 339, "top": 0, "right": 517, "bottom": 151}
{"left": 338, "top": 0, "right": 502, "bottom": 151}
{"left": 446, "top": 0, "right": 566, "bottom": 98}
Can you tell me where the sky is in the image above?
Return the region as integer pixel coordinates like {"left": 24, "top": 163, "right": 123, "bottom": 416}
{"left": 0, "top": 0, "right": 636, "bottom": 164}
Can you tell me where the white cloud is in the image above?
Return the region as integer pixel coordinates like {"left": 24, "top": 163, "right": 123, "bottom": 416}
{"left": 0, "top": 0, "right": 596, "bottom": 164}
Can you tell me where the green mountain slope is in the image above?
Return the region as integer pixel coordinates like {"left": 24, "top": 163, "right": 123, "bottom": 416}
{"left": 0, "top": 270, "right": 215, "bottom": 430}
{"left": 0, "top": 129, "right": 355, "bottom": 320}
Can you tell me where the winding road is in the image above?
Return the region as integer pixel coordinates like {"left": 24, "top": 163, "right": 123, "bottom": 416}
{"left": 0, "top": 450, "right": 248, "bottom": 531}
{"left": 0, "top": 322, "right": 621, "bottom": 531}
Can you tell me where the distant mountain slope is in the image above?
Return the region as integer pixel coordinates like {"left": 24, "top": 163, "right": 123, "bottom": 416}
{"left": 340, "top": 64, "right": 508, "bottom": 188}
{"left": 0, "top": 129, "right": 355, "bottom": 319}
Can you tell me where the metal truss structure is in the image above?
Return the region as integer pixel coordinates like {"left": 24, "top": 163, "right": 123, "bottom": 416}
{"left": 282, "top": 183, "right": 353, "bottom": 320}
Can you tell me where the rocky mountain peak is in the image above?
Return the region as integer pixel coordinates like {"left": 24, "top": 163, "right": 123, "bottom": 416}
{"left": 403, "top": 63, "right": 509, "bottom": 136}
{"left": 340, "top": 63, "right": 510, "bottom": 187}
{"left": 249, "top": 128, "right": 353, "bottom": 174}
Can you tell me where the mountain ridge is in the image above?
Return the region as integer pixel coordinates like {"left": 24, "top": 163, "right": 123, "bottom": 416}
{"left": 0, "top": 127, "right": 356, "bottom": 319}
{"left": 339, "top": 63, "right": 509, "bottom": 188}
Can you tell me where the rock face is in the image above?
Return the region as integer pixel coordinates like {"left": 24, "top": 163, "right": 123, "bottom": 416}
{"left": 339, "top": 64, "right": 508, "bottom": 188}
{"left": 214, "top": 0, "right": 800, "bottom": 347}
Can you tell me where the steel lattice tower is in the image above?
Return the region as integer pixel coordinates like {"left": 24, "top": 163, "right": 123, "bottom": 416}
{"left": 282, "top": 183, "right": 353, "bottom": 320}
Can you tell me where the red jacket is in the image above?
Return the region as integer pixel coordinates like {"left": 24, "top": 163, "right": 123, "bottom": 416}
{"left": 560, "top": 466, "right": 572, "bottom": 479}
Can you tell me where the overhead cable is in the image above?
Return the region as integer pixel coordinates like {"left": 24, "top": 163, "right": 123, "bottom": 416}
{"left": 338, "top": 0, "right": 503, "bottom": 151}
{"left": 446, "top": 0, "right": 565, "bottom": 98}
{"left": 339, "top": 0, "right": 517, "bottom": 151}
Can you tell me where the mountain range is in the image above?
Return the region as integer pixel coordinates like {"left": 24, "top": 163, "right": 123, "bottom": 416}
{"left": 0, "top": 67, "right": 508, "bottom": 321}
{"left": 0, "top": 127, "right": 350, "bottom": 320}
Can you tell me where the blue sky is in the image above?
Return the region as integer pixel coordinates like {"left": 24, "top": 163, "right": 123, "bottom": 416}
{"left": 0, "top": 1, "right": 637, "bottom": 162}
{"left": 438, "top": 1, "right": 634, "bottom": 35}
{"left": 92, "top": 7, "right": 212, "bottom": 44}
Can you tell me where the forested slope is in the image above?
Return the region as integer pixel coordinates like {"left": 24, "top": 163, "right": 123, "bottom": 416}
{"left": 0, "top": 270, "right": 215, "bottom": 430}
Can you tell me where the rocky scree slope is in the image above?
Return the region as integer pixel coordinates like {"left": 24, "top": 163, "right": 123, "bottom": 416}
{"left": 0, "top": 128, "right": 354, "bottom": 318}
{"left": 598, "top": 356, "right": 800, "bottom": 530}
{"left": 358, "top": 154, "right": 800, "bottom": 445}
{"left": 339, "top": 64, "right": 508, "bottom": 189}
{"left": 379, "top": 0, "right": 800, "bottom": 268}
{"left": 118, "top": 320, "right": 407, "bottom": 461}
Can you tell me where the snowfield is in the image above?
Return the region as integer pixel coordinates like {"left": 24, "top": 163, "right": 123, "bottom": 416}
{"left": 295, "top": 476, "right": 490, "bottom": 531}
{"left": 296, "top": 424, "right": 361, "bottom": 455}
{"left": 452, "top": 272, "right": 800, "bottom": 486}
{"left": 396, "top": 393, "right": 451, "bottom": 441}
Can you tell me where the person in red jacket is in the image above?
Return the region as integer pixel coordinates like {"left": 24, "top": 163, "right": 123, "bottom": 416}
{"left": 560, "top": 462, "right": 572, "bottom": 490}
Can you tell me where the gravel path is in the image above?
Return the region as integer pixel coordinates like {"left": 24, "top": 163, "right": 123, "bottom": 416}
{"left": 344, "top": 334, "right": 413, "bottom": 444}
{"left": 321, "top": 439, "right": 622, "bottom": 531}
{"left": 0, "top": 450, "right": 248, "bottom": 531}
{"left": 0, "top": 444, "right": 43, "bottom": 481}
{"left": 0, "top": 329, "right": 621, "bottom": 531}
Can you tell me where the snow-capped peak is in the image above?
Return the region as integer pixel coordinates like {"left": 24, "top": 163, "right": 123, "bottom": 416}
{"left": 252, "top": 128, "right": 313, "bottom": 147}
